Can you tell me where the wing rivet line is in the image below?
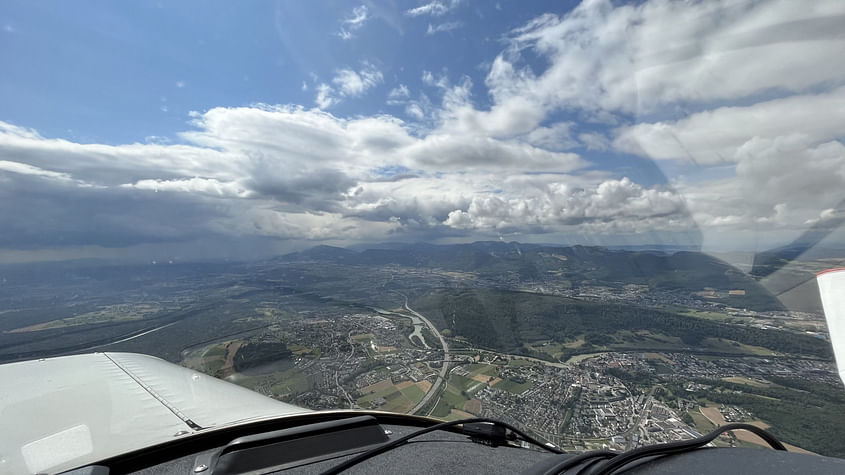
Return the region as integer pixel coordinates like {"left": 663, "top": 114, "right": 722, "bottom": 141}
{"left": 103, "top": 353, "right": 204, "bottom": 431}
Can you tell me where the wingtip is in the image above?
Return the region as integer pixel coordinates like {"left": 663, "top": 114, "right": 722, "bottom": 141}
{"left": 817, "top": 268, "right": 845, "bottom": 277}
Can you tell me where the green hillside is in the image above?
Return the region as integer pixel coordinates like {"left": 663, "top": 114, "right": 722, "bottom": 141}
{"left": 412, "top": 288, "right": 830, "bottom": 359}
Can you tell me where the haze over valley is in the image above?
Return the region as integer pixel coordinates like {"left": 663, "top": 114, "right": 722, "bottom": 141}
{"left": 1, "top": 241, "right": 843, "bottom": 455}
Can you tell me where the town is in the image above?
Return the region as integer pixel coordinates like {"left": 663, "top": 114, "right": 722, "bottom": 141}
{"left": 186, "top": 307, "right": 839, "bottom": 454}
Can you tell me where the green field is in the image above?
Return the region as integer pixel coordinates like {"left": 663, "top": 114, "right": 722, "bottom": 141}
{"left": 442, "top": 412, "right": 467, "bottom": 421}
{"left": 288, "top": 343, "right": 320, "bottom": 357}
{"left": 495, "top": 378, "right": 533, "bottom": 394}
{"left": 722, "top": 376, "right": 771, "bottom": 388}
{"left": 357, "top": 381, "right": 426, "bottom": 413}
{"left": 678, "top": 309, "right": 737, "bottom": 322}
{"left": 432, "top": 364, "right": 535, "bottom": 419}
{"left": 450, "top": 373, "right": 486, "bottom": 395}
{"left": 432, "top": 381, "right": 474, "bottom": 418}
{"left": 683, "top": 379, "right": 845, "bottom": 457}
{"left": 268, "top": 368, "right": 312, "bottom": 396}
{"left": 566, "top": 353, "right": 605, "bottom": 364}
{"left": 527, "top": 341, "right": 567, "bottom": 358}
{"left": 466, "top": 363, "right": 498, "bottom": 376}
{"left": 563, "top": 337, "right": 586, "bottom": 348}
{"left": 431, "top": 400, "right": 452, "bottom": 418}
{"left": 400, "top": 384, "right": 425, "bottom": 401}
{"left": 357, "top": 385, "right": 398, "bottom": 406}
{"left": 701, "top": 338, "right": 774, "bottom": 356}
{"left": 688, "top": 408, "right": 716, "bottom": 433}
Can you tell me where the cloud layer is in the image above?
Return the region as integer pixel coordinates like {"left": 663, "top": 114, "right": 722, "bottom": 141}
{"left": 1, "top": 0, "right": 843, "bottom": 259}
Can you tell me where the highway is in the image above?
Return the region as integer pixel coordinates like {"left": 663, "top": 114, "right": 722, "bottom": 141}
{"left": 403, "top": 296, "right": 451, "bottom": 415}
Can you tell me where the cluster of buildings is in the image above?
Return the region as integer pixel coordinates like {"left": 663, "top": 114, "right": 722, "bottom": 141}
{"left": 262, "top": 312, "right": 441, "bottom": 409}
{"left": 241, "top": 307, "right": 838, "bottom": 452}
{"left": 444, "top": 350, "right": 838, "bottom": 451}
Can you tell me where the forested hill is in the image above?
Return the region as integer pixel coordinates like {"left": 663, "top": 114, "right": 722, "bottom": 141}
{"left": 280, "top": 242, "right": 785, "bottom": 311}
{"left": 411, "top": 288, "right": 830, "bottom": 360}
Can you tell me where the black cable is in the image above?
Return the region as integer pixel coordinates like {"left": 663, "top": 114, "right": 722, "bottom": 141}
{"left": 540, "top": 450, "right": 617, "bottom": 475}
{"left": 584, "top": 422, "right": 786, "bottom": 475}
{"left": 320, "top": 417, "right": 563, "bottom": 474}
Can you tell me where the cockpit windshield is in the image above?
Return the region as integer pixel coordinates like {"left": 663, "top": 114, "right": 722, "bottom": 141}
{"left": 1, "top": 1, "right": 845, "bottom": 471}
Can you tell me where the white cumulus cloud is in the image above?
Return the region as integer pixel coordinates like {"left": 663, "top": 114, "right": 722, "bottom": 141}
{"left": 2, "top": 0, "right": 844, "bottom": 256}
{"left": 314, "top": 63, "right": 384, "bottom": 109}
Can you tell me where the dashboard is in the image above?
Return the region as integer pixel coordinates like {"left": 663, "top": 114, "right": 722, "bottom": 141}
{"left": 61, "top": 412, "right": 845, "bottom": 475}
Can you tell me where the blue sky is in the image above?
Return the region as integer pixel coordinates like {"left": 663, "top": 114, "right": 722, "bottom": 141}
{"left": 1, "top": 0, "right": 844, "bottom": 262}
{"left": 2, "top": 1, "right": 573, "bottom": 144}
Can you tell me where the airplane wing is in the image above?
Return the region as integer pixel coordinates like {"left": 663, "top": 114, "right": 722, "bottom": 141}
{"left": 818, "top": 268, "right": 845, "bottom": 385}
{"left": 0, "top": 352, "right": 309, "bottom": 474}
{"left": 4, "top": 352, "right": 845, "bottom": 474}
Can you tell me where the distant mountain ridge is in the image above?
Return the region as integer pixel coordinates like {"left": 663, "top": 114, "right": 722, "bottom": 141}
{"left": 279, "top": 241, "right": 784, "bottom": 310}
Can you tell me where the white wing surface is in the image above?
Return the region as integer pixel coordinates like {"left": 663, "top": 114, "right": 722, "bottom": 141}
{"left": 818, "top": 268, "right": 845, "bottom": 386}
{"left": 0, "top": 352, "right": 309, "bottom": 474}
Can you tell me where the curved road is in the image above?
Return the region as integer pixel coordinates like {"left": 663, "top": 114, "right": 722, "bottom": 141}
{"left": 403, "top": 297, "right": 450, "bottom": 415}
{"left": 337, "top": 330, "right": 357, "bottom": 408}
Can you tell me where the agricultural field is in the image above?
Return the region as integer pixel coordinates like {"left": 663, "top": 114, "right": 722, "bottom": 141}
{"left": 8, "top": 303, "right": 161, "bottom": 332}
{"left": 678, "top": 309, "right": 739, "bottom": 322}
{"left": 431, "top": 382, "right": 470, "bottom": 418}
{"left": 430, "top": 363, "right": 534, "bottom": 419}
{"left": 182, "top": 340, "right": 243, "bottom": 378}
{"left": 697, "top": 406, "right": 814, "bottom": 454}
{"left": 700, "top": 338, "right": 774, "bottom": 356}
{"left": 494, "top": 378, "right": 533, "bottom": 394}
{"left": 356, "top": 378, "right": 430, "bottom": 413}
{"left": 721, "top": 376, "right": 771, "bottom": 388}
{"left": 266, "top": 368, "right": 314, "bottom": 396}
{"left": 686, "top": 408, "right": 716, "bottom": 434}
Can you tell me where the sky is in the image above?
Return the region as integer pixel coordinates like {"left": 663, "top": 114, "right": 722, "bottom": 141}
{"left": 1, "top": 0, "right": 844, "bottom": 263}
